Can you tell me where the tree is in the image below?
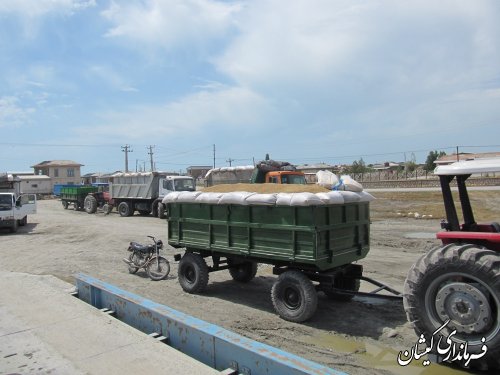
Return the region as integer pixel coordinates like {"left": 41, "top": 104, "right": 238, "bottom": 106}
{"left": 348, "top": 158, "right": 368, "bottom": 174}
{"left": 424, "top": 150, "right": 446, "bottom": 171}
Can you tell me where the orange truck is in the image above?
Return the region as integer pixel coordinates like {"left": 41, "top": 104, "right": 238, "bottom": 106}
{"left": 204, "top": 160, "right": 306, "bottom": 187}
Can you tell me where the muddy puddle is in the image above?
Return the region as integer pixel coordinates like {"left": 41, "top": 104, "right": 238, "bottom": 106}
{"left": 302, "top": 332, "right": 471, "bottom": 375}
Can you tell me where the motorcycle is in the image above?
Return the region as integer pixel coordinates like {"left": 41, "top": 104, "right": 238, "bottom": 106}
{"left": 123, "top": 236, "right": 170, "bottom": 281}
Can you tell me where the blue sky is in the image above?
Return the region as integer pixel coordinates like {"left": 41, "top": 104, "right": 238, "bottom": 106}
{"left": 1, "top": 0, "right": 500, "bottom": 175}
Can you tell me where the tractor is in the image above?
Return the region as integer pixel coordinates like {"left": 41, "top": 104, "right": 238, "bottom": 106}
{"left": 403, "top": 158, "right": 500, "bottom": 370}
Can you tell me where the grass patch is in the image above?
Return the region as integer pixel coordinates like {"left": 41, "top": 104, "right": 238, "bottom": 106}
{"left": 370, "top": 190, "right": 500, "bottom": 222}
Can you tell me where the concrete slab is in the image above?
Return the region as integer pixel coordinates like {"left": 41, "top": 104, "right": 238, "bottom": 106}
{"left": 0, "top": 272, "right": 218, "bottom": 374}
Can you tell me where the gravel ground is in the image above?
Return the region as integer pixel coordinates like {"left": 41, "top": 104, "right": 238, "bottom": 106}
{"left": 0, "top": 199, "right": 473, "bottom": 375}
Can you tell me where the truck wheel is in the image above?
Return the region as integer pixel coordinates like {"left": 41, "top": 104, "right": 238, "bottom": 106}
{"left": 158, "top": 202, "right": 166, "bottom": 219}
{"left": 151, "top": 199, "right": 159, "bottom": 218}
{"left": 62, "top": 201, "right": 68, "bottom": 209}
{"left": 404, "top": 244, "right": 500, "bottom": 370}
{"left": 228, "top": 260, "right": 258, "bottom": 282}
{"left": 118, "top": 202, "right": 132, "bottom": 217}
{"left": 323, "top": 277, "right": 360, "bottom": 302}
{"left": 178, "top": 253, "right": 209, "bottom": 293}
{"left": 271, "top": 270, "right": 318, "bottom": 322}
{"left": 10, "top": 220, "right": 18, "bottom": 233}
{"left": 84, "top": 195, "right": 98, "bottom": 214}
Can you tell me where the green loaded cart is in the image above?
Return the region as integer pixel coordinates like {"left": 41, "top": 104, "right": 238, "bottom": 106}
{"left": 60, "top": 185, "right": 98, "bottom": 211}
{"left": 165, "top": 190, "right": 381, "bottom": 322}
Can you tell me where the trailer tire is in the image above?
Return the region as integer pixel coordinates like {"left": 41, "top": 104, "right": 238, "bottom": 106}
{"left": 228, "top": 260, "right": 258, "bottom": 282}
{"left": 62, "top": 200, "right": 68, "bottom": 209}
{"left": 178, "top": 253, "right": 209, "bottom": 293}
{"left": 118, "top": 202, "right": 132, "bottom": 217}
{"left": 158, "top": 203, "right": 166, "bottom": 219}
{"left": 323, "top": 277, "right": 360, "bottom": 302}
{"left": 404, "top": 244, "right": 500, "bottom": 370}
{"left": 84, "top": 195, "right": 98, "bottom": 214}
{"left": 271, "top": 270, "right": 318, "bottom": 322}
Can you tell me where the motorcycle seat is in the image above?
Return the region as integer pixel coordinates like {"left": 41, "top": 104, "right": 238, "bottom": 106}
{"left": 129, "top": 242, "right": 152, "bottom": 253}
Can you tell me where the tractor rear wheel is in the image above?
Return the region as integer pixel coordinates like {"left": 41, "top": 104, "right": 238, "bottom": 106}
{"left": 404, "top": 244, "right": 500, "bottom": 370}
{"left": 84, "top": 195, "right": 98, "bottom": 214}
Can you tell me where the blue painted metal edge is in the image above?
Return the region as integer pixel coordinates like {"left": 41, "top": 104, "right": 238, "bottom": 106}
{"left": 75, "top": 273, "right": 346, "bottom": 375}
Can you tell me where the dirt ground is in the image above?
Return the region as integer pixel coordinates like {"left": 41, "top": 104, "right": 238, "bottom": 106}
{"left": 0, "top": 196, "right": 485, "bottom": 375}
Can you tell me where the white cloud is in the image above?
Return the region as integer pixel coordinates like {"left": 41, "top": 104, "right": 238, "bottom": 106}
{"left": 0, "top": 96, "right": 35, "bottom": 128}
{"left": 74, "top": 85, "right": 271, "bottom": 141}
{"left": 0, "top": 0, "right": 95, "bottom": 18}
{"left": 101, "top": 0, "right": 242, "bottom": 51}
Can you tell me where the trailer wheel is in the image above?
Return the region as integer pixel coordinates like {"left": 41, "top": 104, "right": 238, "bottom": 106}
{"left": 404, "top": 244, "right": 500, "bottom": 370}
{"left": 62, "top": 200, "right": 68, "bottom": 209}
{"left": 178, "top": 253, "right": 209, "bottom": 293}
{"left": 228, "top": 260, "right": 258, "bottom": 282}
{"left": 323, "top": 277, "right": 360, "bottom": 302}
{"left": 84, "top": 195, "right": 98, "bottom": 214}
{"left": 118, "top": 202, "right": 132, "bottom": 217}
{"left": 271, "top": 270, "right": 318, "bottom": 322}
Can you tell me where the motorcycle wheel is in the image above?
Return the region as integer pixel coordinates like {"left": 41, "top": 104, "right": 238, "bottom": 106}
{"left": 127, "top": 253, "right": 140, "bottom": 274}
{"left": 146, "top": 256, "right": 170, "bottom": 281}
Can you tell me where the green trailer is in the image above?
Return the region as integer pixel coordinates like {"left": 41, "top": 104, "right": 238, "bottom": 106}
{"left": 60, "top": 186, "right": 98, "bottom": 211}
{"left": 166, "top": 191, "right": 374, "bottom": 322}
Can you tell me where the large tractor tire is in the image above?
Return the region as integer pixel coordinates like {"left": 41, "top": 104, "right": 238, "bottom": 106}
{"left": 84, "top": 195, "right": 98, "bottom": 214}
{"left": 178, "top": 253, "right": 209, "bottom": 293}
{"left": 228, "top": 259, "right": 258, "bottom": 283}
{"left": 271, "top": 270, "right": 318, "bottom": 322}
{"left": 404, "top": 244, "right": 500, "bottom": 370}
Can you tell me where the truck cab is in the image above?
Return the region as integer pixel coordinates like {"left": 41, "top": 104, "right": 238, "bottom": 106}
{"left": 157, "top": 176, "right": 196, "bottom": 218}
{"left": 265, "top": 171, "right": 307, "bottom": 184}
{"left": 0, "top": 174, "right": 37, "bottom": 233}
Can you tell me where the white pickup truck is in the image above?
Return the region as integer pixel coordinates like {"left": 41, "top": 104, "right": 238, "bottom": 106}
{"left": 0, "top": 174, "right": 37, "bottom": 233}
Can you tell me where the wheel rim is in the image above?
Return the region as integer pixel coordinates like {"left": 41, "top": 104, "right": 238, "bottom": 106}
{"left": 283, "top": 286, "right": 301, "bottom": 310}
{"left": 185, "top": 265, "right": 196, "bottom": 284}
{"left": 426, "top": 272, "right": 500, "bottom": 345}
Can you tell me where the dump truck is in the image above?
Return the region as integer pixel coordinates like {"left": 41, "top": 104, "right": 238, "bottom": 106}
{"left": 204, "top": 160, "right": 307, "bottom": 187}
{"left": 164, "top": 189, "right": 375, "bottom": 322}
{"left": 109, "top": 172, "right": 195, "bottom": 218}
{"left": 0, "top": 173, "right": 37, "bottom": 233}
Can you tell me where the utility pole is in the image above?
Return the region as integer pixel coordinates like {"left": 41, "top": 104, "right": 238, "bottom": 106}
{"left": 147, "top": 145, "right": 155, "bottom": 171}
{"left": 226, "top": 158, "right": 234, "bottom": 167}
{"left": 121, "top": 145, "right": 133, "bottom": 172}
{"left": 213, "top": 144, "right": 216, "bottom": 169}
{"left": 456, "top": 146, "right": 459, "bottom": 161}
